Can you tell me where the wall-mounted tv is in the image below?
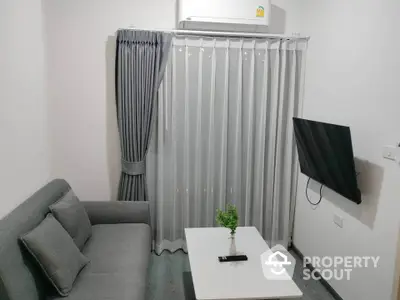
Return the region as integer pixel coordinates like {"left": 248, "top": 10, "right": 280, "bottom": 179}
{"left": 293, "top": 118, "right": 361, "bottom": 204}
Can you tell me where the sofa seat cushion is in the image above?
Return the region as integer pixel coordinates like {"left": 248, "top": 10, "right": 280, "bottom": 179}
{"left": 48, "top": 273, "right": 147, "bottom": 300}
{"left": 48, "top": 223, "right": 151, "bottom": 300}
{"left": 84, "top": 223, "right": 151, "bottom": 273}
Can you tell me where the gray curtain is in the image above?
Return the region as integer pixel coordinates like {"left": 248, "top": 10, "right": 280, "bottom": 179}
{"left": 116, "top": 30, "right": 172, "bottom": 201}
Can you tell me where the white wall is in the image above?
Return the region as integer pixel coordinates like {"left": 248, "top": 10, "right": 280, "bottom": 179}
{"left": 292, "top": 0, "right": 400, "bottom": 299}
{"left": 42, "top": 0, "right": 295, "bottom": 202}
{"left": 44, "top": 0, "right": 176, "bottom": 200}
{"left": 43, "top": 0, "right": 291, "bottom": 201}
{"left": 0, "top": 0, "right": 50, "bottom": 218}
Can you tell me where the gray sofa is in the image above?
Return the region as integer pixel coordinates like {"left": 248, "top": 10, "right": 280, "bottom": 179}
{"left": 0, "top": 179, "right": 151, "bottom": 300}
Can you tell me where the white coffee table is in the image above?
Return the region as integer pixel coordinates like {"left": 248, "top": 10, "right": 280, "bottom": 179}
{"left": 185, "top": 226, "right": 303, "bottom": 300}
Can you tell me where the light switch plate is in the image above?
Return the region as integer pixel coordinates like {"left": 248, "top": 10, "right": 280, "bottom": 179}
{"left": 333, "top": 214, "right": 343, "bottom": 228}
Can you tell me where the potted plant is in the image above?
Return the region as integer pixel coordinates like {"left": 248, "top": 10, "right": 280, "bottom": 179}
{"left": 216, "top": 204, "right": 239, "bottom": 237}
{"left": 216, "top": 204, "right": 239, "bottom": 255}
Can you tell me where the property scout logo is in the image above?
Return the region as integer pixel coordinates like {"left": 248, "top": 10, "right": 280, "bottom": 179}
{"left": 261, "top": 245, "right": 296, "bottom": 280}
{"left": 261, "top": 245, "right": 380, "bottom": 281}
{"left": 303, "top": 255, "right": 380, "bottom": 280}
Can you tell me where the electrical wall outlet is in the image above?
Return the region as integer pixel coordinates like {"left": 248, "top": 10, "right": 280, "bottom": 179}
{"left": 333, "top": 214, "right": 343, "bottom": 228}
{"left": 383, "top": 145, "right": 397, "bottom": 161}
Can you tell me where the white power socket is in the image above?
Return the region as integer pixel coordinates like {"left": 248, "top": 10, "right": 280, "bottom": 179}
{"left": 382, "top": 145, "right": 397, "bottom": 161}
{"left": 333, "top": 214, "right": 343, "bottom": 228}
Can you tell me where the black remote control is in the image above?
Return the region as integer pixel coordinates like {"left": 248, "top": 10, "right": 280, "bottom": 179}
{"left": 218, "top": 255, "right": 248, "bottom": 262}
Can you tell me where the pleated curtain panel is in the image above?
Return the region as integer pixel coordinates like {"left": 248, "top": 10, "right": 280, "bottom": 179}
{"left": 115, "top": 30, "right": 172, "bottom": 201}
{"left": 147, "top": 36, "right": 308, "bottom": 254}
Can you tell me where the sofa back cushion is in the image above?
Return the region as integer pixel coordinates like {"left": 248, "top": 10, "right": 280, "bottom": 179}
{"left": 49, "top": 190, "right": 92, "bottom": 250}
{"left": 0, "top": 179, "right": 72, "bottom": 300}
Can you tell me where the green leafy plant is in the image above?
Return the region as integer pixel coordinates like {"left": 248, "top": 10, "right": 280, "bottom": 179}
{"left": 216, "top": 204, "right": 239, "bottom": 235}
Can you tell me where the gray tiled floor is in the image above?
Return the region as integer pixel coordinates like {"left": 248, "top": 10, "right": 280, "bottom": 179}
{"left": 146, "top": 250, "right": 336, "bottom": 300}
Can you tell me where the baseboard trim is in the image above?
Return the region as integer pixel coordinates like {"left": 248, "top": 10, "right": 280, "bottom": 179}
{"left": 290, "top": 244, "right": 344, "bottom": 300}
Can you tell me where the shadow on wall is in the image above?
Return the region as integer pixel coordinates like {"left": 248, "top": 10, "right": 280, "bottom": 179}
{"left": 308, "top": 158, "right": 384, "bottom": 230}
{"left": 105, "top": 35, "right": 121, "bottom": 201}
{"left": 268, "top": 5, "right": 286, "bottom": 34}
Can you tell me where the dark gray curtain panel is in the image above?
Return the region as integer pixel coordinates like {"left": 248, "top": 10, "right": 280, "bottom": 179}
{"left": 115, "top": 30, "right": 172, "bottom": 201}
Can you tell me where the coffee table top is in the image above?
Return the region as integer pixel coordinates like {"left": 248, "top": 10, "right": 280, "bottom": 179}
{"left": 185, "top": 227, "right": 303, "bottom": 300}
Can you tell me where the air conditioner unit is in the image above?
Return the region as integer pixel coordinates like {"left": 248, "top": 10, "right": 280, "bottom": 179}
{"left": 178, "top": 0, "right": 271, "bottom": 33}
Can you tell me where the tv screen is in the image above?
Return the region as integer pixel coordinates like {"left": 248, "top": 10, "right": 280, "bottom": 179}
{"left": 293, "top": 118, "right": 361, "bottom": 204}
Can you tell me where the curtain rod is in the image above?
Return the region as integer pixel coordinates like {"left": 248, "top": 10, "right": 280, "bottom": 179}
{"left": 124, "top": 27, "right": 310, "bottom": 41}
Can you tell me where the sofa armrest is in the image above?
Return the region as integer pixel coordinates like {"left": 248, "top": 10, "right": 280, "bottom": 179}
{"left": 82, "top": 201, "right": 150, "bottom": 226}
